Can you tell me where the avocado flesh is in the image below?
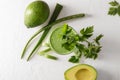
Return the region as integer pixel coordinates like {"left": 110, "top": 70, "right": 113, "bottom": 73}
{"left": 64, "top": 64, "right": 97, "bottom": 80}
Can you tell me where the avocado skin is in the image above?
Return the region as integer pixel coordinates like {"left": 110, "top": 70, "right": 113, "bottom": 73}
{"left": 24, "top": 1, "right": 50, "bottom": 28}
{"left": 64, "top": 64, "right": 97, "bottom": 80}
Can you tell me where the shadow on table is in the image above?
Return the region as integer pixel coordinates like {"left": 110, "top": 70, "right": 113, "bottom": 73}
{"left": 97, "top": 69, "right": 115, "bottom": 80}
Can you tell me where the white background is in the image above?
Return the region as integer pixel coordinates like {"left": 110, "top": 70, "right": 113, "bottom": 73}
{"left": 0, "top": 0, "right": 120, "bottom": 80}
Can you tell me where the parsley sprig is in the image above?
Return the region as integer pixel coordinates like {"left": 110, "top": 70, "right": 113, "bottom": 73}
{"left": 108, "top": 0, "right": 120, "bottom": 16}
{"left": 62, "top": 25, "right": 103, "bottom": 63}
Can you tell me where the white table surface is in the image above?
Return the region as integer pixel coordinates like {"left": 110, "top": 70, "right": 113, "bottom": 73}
{"left": 0, "top": 0, "right": 120, "bottom": 80}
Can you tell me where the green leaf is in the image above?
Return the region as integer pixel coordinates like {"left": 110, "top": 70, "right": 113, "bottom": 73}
{"left": 108, "top": 1, "right": 120, "bottom": 16}
{"left": 69, "top": 56, "right": 79, "bottom": 63}
{"left": 108, "top": 7, "right": 118, "bottom": 15}
{"left": 80, "top": 26, "right": 94, "bottom": 39}
{"left": 84, "top": 42, "right": 102, "bottom": 60}
{"left": 94, "top": 34, "right": 103, "bottom": 45}
{"left": 93, "top": 54, "right": 98, "bottom": 59}
{"left": 117, "top": 5, "right": 120, "bottom": 16}
{"left": 74, "top": 35, "right": 80, "bottom": 41}
{"left": 95, "top": 46, "right": 102, "bottom": 53}
{"left": 62, "top": 25, "right": 72, "bottom": 40}
{"left": 62, "top": 24, "right": 68, "bottom": 34}
{"left": 84, "top": 34, "right": 93, "bottom": 39}
{"left": 109, "top": 1, "right": 119, "bottom": 6}
{"left": 80, "top": 26, "right": 93, "bottom": 35}
{"left": 62, "top": 35, "right": 79, "bottom": 51}
{"left": 62, "top": 42, "right": 75, "bottom": 51}
{"left": 76, "top": 43, "right": 85, "bottom": 52}
{"left": 80, "top": 28, "right": 85, "bottom": 34}
{"left": 84, "top": 26, "right": 94, "bottom": 34}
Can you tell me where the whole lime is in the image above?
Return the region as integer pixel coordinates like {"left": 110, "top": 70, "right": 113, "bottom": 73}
{"left": 24, "top": 1, "right": 50, "bottom": 28}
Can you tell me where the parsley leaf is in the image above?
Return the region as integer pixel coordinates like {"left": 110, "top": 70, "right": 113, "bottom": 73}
{"left": 108, "top": 7, "right": 118, "bottom": 15}
{"left": 69, "top": 56, "right": 79, "bottom": 63}
{"left": 80, "top": 26, "right": 93, "bottom": 39}
{"left": 118, "top": 5, "right": 120, "bottom": 16}
{"left": 109, "top": 0, "right": 119, "bottom": 6}
{"left": 84, "top": 42, "right": 102, "bottom": 59}
{"left": 108, "top": 0, "right": 120, "bottom": 16}
{"left": 62, "top": 41, "right": 75, "bottom": 51}
{"left": 62, "top": 24, "right": 68, "bottom": 34}
{"left": 94, "top": 34, "right": 104, "bottom": 45}
{"left": 69, "top": 49, "right": 82, "bottom": 63}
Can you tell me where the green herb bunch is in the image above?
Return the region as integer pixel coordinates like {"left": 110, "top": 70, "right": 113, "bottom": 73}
{"left": 62, "top": 25, "right": 103, "bottom": 63}
{"left": 108, "top": 0, "right": 120, "bottom": 16}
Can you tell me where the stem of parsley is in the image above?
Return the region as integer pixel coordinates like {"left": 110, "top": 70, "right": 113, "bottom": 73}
{"left": 27, "top": 13, "right": 85, "bottom": 61}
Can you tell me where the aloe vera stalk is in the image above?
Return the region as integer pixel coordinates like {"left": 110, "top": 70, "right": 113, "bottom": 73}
{"left": 21, "top": 3, "right": 63, "bottom": 58}
{"left": 27, "top": 13, "right": 85, "bottom": 61}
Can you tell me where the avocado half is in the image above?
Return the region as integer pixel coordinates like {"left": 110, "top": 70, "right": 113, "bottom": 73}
{"left": 64, "top": 64, "right": 97, "bottom": 80}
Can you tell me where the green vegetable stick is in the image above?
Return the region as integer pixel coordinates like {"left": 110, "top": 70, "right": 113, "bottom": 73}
{"left": 45, "top": 54, "right": 58, "bottom": 60}
{"left": 27, "top": 13, "right": 85, "bottom": 61}
{"left": 38, "top": 48, "right": 51, "bottom": 56}
{"left": 21, "top": 3, "right": 63, "bottom": 58}
{"left": 38, "top": 48, "right": 57, "bottom": 60}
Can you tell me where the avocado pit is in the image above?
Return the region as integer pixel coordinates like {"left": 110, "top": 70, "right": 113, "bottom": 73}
{"left": 75, "top": 69, "right": 92, "bottom": 80}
